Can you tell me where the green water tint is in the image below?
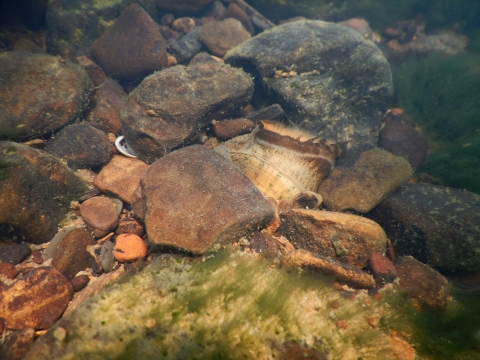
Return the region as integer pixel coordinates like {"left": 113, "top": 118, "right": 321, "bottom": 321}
{"left": 392, "top": 51, "right": 480, "bottom": 193}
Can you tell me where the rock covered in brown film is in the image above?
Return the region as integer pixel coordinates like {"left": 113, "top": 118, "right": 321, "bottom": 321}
{"left": 213, "top": 118, "right": 254, "bottom": 140}
{"left": 0, "top": 327, "right": 35, "bottom": 360}
{"left": 80, "top": 197, "right": 122, "bottom": 238}
{"left": 90, "top": 4, "right": 168, "bottom": 82}
{"left": 199, "top": 18, "right": 251, "bottom": 57}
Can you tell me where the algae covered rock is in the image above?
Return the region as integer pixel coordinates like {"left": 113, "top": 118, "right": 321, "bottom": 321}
{"left": 225, "top": 20, "right": 393, "bottom": 145}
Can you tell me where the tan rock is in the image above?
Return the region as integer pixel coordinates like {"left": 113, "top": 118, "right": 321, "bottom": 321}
{"left": 80, "top": 196, "right": 122, "bottom": 238}
{"left": 282, "top": 249, "right": 375, "bottom": 289}
{"left": 199, "top": 18, "right": 251, "bottom": 57}
{"left": 279, "top": 209, "right": 387, "bottom": 268}
{"left": 93, "top": 155, "right": 148, "bottom": 204}
{"left": 0, "top": 267, "right": 73, "bottom": 330}
{"left": 114, "top": 234, "right": 147, "bottom": 262}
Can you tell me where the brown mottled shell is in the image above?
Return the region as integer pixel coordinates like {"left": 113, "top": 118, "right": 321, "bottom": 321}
{"left": 223, "top": 120, "right": 342, "bottom": 200}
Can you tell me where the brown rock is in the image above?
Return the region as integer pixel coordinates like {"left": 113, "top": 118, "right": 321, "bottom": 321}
{"left": 172, "top": 17, "right": 196, "bottom": 33}
{"left": 0, "top": 327, "right": 35, "bottom": 360}
{"left": 31, "top": 249, "right": 43, "bottom": 265}
{"left": 51, "top": 228, "right": 96, "bottom": 279}
{"left": 338, "top": 18, "right": 373, "bottom": 40}
{"left": 0, "top": 267, "right": 73, "bottom": 330}
{"left": 394, "top": 256, "right": 450, "bottom": 308}
{"left": 213, "top": 118, "right": 254, "bottom": 140}
{"left": 93, "top": 155, "right": 148, "bottom": 204}
{"left": 0, "top": 142, "right": 86, "bottom": 244}
{"left": 379, "top": 120, "right": 429, "bottom": 168}
{"left": 368, "top": 253, "right": 398, "bottom": 287}
{"left": 76, "top": 55, "right": 107, "bottom": 86}
{"left": 248, "top": 233, "right": 281, "bottom": 258}
{"left": 131, "top": 186, "right": 144, "bottom": 218}
{"left": 222, "top": 3, "right": 254, "bottom": 35}
{"left": 282, "top": 249, "right": 375, "bottom": 289}
{"left": 0, "top": 52, "right": 93, "bottom": 141}
{"left": 70, "top": 274, "right": 90, "bottom": 292}
{"left": 140, "top": 145, "right": 275, "bottom": 254}
{"left": 319, "top": 148, "right": 413, "bottom": 213}
{"left": 90, "top": 4, "right": 168, "bottom": 82}
{"left": 116, "top": 217, "right": 145, "bottom": 237}
{"left": 0, "top": 262, "right": 18, "bottom": 279}
{"left": 199, "top": 18, "right": 251, "bottom": 57}
{"left": 88, "top": 78, "right": 128, "bottom": 135}
{"left": 160, "top": 13, "right": 174, "bottom": 26}
{"left": 80, "top": 197, "right": 122, "bottom": 238}
{"left": 279, "top": 209, "right": 387, "bottom": 268}
{"left": 113, "top": 234, "right": 147, "bottom": 262}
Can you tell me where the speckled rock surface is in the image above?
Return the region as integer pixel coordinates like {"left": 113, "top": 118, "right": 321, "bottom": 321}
{"left": 225, "top": 20, "right": 393, "bottom": 145}
{"left": 279, "top": 209, "right": 387, "bottom": 268}
{"left": 0, "top": 142, "right": 86, "bottom": 244}
{"left": 367, "top": 183, "right": 480, "bottom": 272}
{"left": 318, "top": 148, "right": 413, "bottom": 213}
{"left": 121, "top": 62, "right": 253, "bottom": 163}
{"left": 0, "top": 52, "right": 93, "bottom": 141}
{"left": 140, "top": 145, "right": 275, "bottom": 254}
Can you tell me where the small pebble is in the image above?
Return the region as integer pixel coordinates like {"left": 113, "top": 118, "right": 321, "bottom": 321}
{"left": 172, "top": 17, "right": 196, "bottom": 33}
{"left": 114, "top": 234, "right": 147, "bottom": 263}
{"left": 0, "top": 262, "right": 18, "bottom": 279}
{"left": 70, "top": 275, "right": 90, "bottom": 292}
{"left": 31, "top": 249, "right": 43, "bottom": 265}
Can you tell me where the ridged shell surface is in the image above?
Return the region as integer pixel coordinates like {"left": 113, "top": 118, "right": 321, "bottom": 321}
{"left": 223, "top": 121, "right": 341, "bottom": 200}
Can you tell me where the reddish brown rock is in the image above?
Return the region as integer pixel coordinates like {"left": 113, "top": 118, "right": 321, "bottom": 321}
{"left": 172, "top": 17, "right": 196, "bottom": 33}
{"left": 90, "top": 4, "right": 168, "bottom": 82}
{"left": 131, "top": 186, "right": 144, "bottom": 218}
{"left": 282, "top": 249, "right": 375, "bottom": 289}
{"left": 114, "top": 234, "right": 147, "bottom": 262}
{"left": 93, "top": 155, "right": 148, "bottom": 204}
{"left": 0, "top": 262, "right": 18, "bottom": 279}
{"left": 338, "top": 18, "right": 373, "bottom": 40}
{"left": 248, "top": 233, "right": 281, "bottom": 258}
{"left": 213, "top": 118, "right": 254, "bottom": 140}
{"left": 199, "top": 18, "right": 251, "bottom": 57}
{"left": 0, "top": 52, "right": 93, "bottom": 141}
{"left": 0, "top": 327, "right": 35, "bottom": 360}
{"left": 76, "top": 55, "right": 107, "bottom": 86}
{"left": 319, "top": 148, "right": 413, "bottom": 213}
{"left": 368, "top": 253, "right": 398, "bottom": 287}
{"left": 31, "top": 249, "right": 43, "bottom": 265}
{"left": 80, "top": 197, "right": 122, "bottom": 238}
{"left": 0, "top": 267, "right": 73, "bottom": 330}
{"left": 51, "top": 228, "right": 96, "bottom": 279}
{"left": 379, "top": 120, "right": 429, "bottom": 168}
{"left": 394, "top": 256, "right": 450, "bottom": 308}
{"left": 222, "top": 3, "right": 254, "bottom": 35}
{"left": 140, "top": 145, "right": 275, "bottom": 254}
{"left": 70, "top": 275, "right": 90, "bottom": 292}
{"left": 88, "top": 78, "right": 128, "bottom": 135}
{"left": 279, "top": 209, "right": 387, "bottom": 268}
{"left": 116, "top": 217, "right": 145, "bottom": 237}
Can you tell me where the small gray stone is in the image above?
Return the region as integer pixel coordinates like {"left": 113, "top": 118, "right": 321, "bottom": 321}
{"left": 0, "top": 243, "right": 31, "bottom": 265}
{"left": 167, "top": 26, "right": 204, "bottom": 63}
{"left": 101, "top": 241, "right": 115, "bottom": 273}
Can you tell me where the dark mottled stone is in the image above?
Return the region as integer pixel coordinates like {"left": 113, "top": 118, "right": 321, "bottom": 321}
{"left": 0, "top": 243, "right": 31, "bottom": 265}
{"left": 167, "top": 26, "right": 204, "bottom": 63}
{"left": 0, "top": 327, "right": 35, "bottom": 360}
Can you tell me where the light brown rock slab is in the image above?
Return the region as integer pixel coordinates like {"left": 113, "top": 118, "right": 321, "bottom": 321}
{"left": 79, "top": 196, "right": 122, "bottom": 238}
{"left": 319, "top": 148, "right": 413, "bottom": 213}
{"left": 140, "top": 145, "right": 275, "bottom": 254}
{"left": 94, "top": 155, "right": 148, "bottom": 204}
{"left": 282, "top": 249, "right": 375, "bottom": 289}
{"left": 279, "top": 209, "right": 387, "bottom": 268}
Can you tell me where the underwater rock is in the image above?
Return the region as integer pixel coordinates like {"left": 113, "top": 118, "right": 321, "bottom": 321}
{"left": 319, "top": 148, "right": 413, "bottom": 213}
{"left": 23, "top": 250, "right": 416, "bottom": 359}
{"left": 213, "top": 118, "right": 254, "bottom": 140}
{"left": 225, "top": 20, "right": 393, "bottom": 145}
{"left": 76, "top": 56, "right": 108, "bottom": 86}
{"left": 224, "top": 120, "right": 342, "bottom": 200}
{"left": 0, "top": 142, "right": 86, "bottom": 244}
{"left": 338, "top": 18, "right": 373, "bottom": 40}
{"left": 88, "top": 78, "right": 128, "bottom": 135}
{"left": 0, "top": 262, "right": 18, "bottom": 279}
{"left": 385, "top": 33, "right": 469, "bottom": 57}
{"left": 0, "top": 52, "right": 93, "bottom": 141}
{"left": 80, "top": 197, "right": 122, "bottom": 238}
{"left": 277, "top": 191, "right": 323, "bottom": 212}
{"left": 394, "top": 256, "right": 450, "bottom": 308}
{"left": 70, "top": 275, "right": 90, "bottom": 292}
{"left": 223, "top": 3, "right": 255, "bottom": 35}
{"left": 45, "top": 124, "right": 113, "bottom": 170}
{"left": 368, "top": 253, "right": 398, "bottom": 288}
{"left": 113, "top": 234, "right": 147, "bottom": 262}
{"left": 0, "top": 267, "right": 73, "bottom": 330}
{"left": 0, "top": 243, "right": 31, "bottom": 265}
{"left": 121, "top": 62, "right": 253, "bottom": 164}
{"left": 367, "top": 183, "right": 480, "bottom": 272}
{"left": 199, "top": 18, "right": 251, "bottom": 56}
{"left": 140, "top": 145, "right": 275, "bottom": 254}
{"left": 166, "top": 25, "right": 205, "bottom": 63}
{"left": 46, "top": 0, "right": 158, "bottom": 59}
{"left": 279, "top": 209, "right": 387, "bottom": 268}
{"left": 115, "top": 217, "right": 145, "bottom": 237}
{"left": 90, "top": 4, "right": 168, "bottom": 82}
{"left": 51, "top": 228, "right": 96, "bottom": 280}
{"left": 93, "top": 155, "right": 148, "bottom": 204}
{"left": 0, "top": 327, "right": 35, "bottom": 360}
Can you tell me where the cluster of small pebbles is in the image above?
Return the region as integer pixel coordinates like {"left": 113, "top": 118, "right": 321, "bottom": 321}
{"left": 0, "top": 0, "right": 479, "bottom": 359}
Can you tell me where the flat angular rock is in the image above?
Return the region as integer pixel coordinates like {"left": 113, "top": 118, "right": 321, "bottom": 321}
{"left": 319, "top": 148, "right": 413, "bottom": 213}
{"left": 51, "top": 228, "right": 96, "bottom": 279}
{"left": 167, "top": 25, "right": 205, "bottom": 63}
{"left": 88, "top": 78, "right": 128, "bottom": 135}
{"left": 0, "top": 142, "right": 86, "bottom": 244}
{"left": 199, "top": 18, "right": 251, "bottom": 57}
{"left": 46, "top": 124, "right": 113, "bottom": 170}
{"left": 225, "top": 20, "right": 393, "bottom": 145}
{"left": 368, "top": 253, "right": 398, "bottom": 287}
{"left": 80, "top": 197, "right": 122, "bottom": 238}
{"left": 140, "top": 145, "right": 275, "bottom": 254}
{"left": 279, "top": 209, "right": 387, "bottom": 268}
{"left": 93, "top": 155, "right": 148, "bottom": 204}
{"left": 0, "top": 52, "right": 93, "bottom": 141}
{"left": 282, "top": 249, "right": 375, "bottom": 289}
{"left": 0, "top": 267, "right": 73, "bottom": 330}
{"left": 394, "top": 256, "right": 449, "bottom": 308}
{"left": 90, "top": 4, "right": 168, "bottom": 82}
{"left": 368, "top": 183, "right": 480, "bottom": 272}
{"left": 121, "top": 62, "right": 253, "bottom": 163}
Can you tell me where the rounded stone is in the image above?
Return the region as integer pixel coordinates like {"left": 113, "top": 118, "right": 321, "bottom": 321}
{"left": 80, "top": 196, "right": 121, "bottom": 238}
{"left": 114, "top": 234, "right": 147, "bottom": 262}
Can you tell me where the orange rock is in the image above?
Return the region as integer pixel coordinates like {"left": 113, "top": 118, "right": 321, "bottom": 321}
{"left": 114, "top": 234, "right": 147, "bottom": 262}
